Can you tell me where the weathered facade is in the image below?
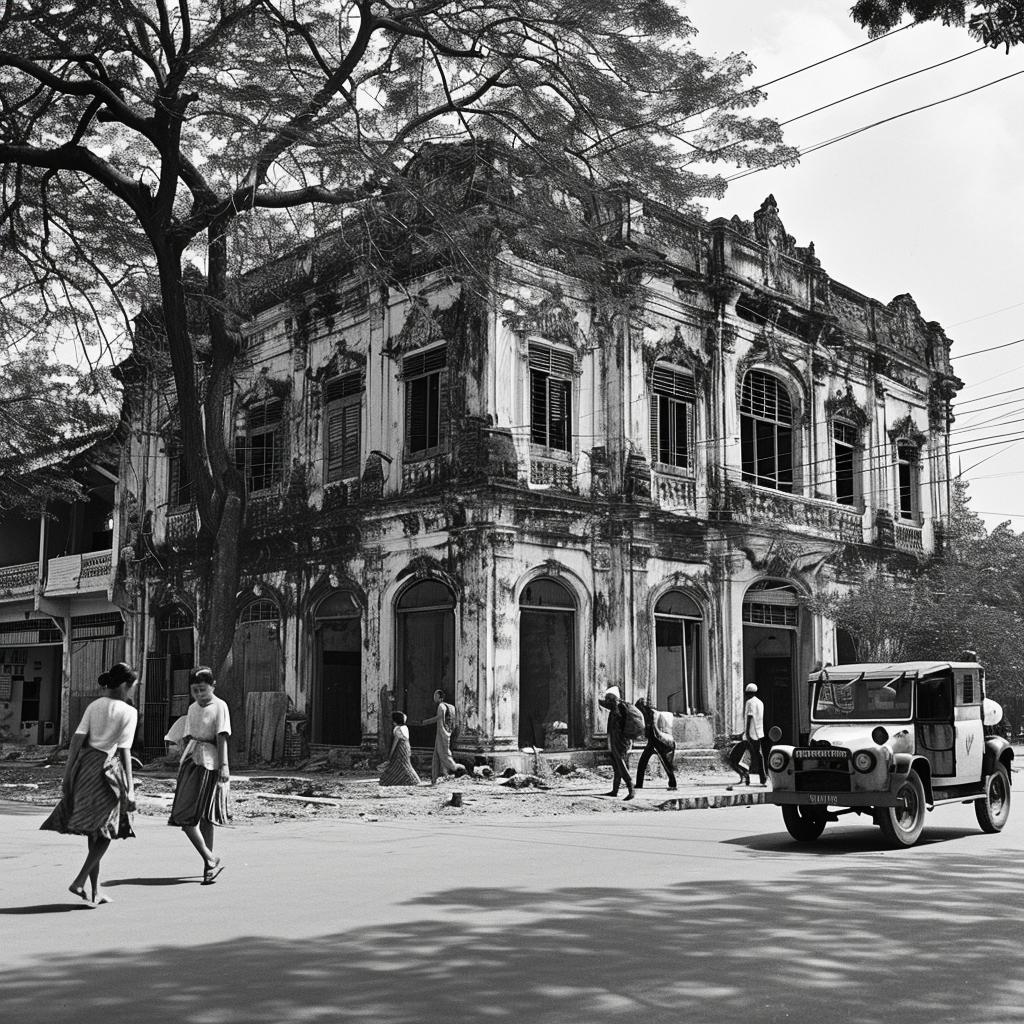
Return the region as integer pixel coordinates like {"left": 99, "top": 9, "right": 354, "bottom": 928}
{"left": 103, "top": 190, "right": 958, "bottom": 765}
{"left": 0, "top": 458, "right": 124, "bottom": 750}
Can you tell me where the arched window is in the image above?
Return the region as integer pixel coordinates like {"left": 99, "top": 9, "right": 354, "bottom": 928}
{"left": 654, "top": 591, "right": 704, "bottom": 715}
{"left": 741, "top": 371, "right": 794, "bottom": 492}
{"left": 238, "top": 600, "right": 281, "bottom": 623}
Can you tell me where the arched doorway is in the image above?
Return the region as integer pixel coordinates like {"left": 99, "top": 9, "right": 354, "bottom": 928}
{"left": 231, "top": 598, "right": 283, "bottom": 756}
{"left": 395, "top": 580, "right": 455, "bottom": 749}
{"left": 653, "top": 591, "right": 704, "bottom": 715}
{"left": 315, "top": 590, "right": 362, "bottom": 745}
{"left": 143, "top": 606, "right": 194, "bottom": 753}
{"left": 518, "top": 578, "right": 576, "bottom": 749}
{"left": 742, "top": 581, "right": 800, "bottom": 745}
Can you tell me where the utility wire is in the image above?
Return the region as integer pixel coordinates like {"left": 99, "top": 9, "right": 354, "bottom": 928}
{"left": 947, "top": 301, "right": 1024, "bottom": 328}
{"left": 951, "top": 336, "right": 1024, "bottom": 359}
{"left": 724, "top": 67, "right": 1024, "bottom": 182}
{"left": 777, "top": 46, "right": 985, "bottom": 127}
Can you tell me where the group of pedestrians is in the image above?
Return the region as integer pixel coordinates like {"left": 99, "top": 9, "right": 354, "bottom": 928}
{"left": 41, "top": 663, "right": 231, "bottom": 906}
{"left": 379, "top": 688, "right": 467, "bottom": 787}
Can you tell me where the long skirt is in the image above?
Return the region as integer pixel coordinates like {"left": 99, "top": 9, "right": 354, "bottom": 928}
{"left": 167, "top": 759, "right": 230, "bottom": 827}
{"left": 380, "top": 735, "right": 422, "bottom": 786}
{"left": 40, "top": 746, "right": 135, "bottom": 840}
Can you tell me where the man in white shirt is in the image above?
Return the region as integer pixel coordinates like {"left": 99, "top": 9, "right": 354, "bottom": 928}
{"left": 729, "top": 683, "right": 767, "bottom": 786}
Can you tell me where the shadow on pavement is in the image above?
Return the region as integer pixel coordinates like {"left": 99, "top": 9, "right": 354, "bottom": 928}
{"left": 727, "top": 823, "right": 982, "bottom": 854}
{"left": 0, "top": 852, "right": 1020, "bottom": 1023}
{"left": 101, "top": 877, "right": 197, "bottom": 888}
{"left": 0, "top": 904, "right": 95, "bottom": 915}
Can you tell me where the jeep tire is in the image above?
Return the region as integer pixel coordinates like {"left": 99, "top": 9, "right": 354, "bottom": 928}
{"left": 975, "top": 764, "right": 1011, "bottom": 833}
{"left": 782, "top": 804, "right": 827, "bottom": 842}
{"left": 878, "top": 768, "right": 927, "bottom": 847}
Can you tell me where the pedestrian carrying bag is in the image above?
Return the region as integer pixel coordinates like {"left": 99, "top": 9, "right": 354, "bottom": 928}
{"left": 622, "top": 703, "right": 646, "bottom": 740}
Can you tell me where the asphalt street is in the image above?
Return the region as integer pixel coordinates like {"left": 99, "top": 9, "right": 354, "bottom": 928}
{"left": 2, "top": 796, "right": 1021, "bottom": 1024}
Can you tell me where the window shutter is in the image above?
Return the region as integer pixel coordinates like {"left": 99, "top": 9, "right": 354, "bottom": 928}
{"left": 408, "top": 376, "right": 429, "bottom": 454}
{"left": 649, "top": 394, "right": 660, "bottom": 460}
{"left": 652, "top": 366, "right": 696, "bottom": 401}
{"left": 341, "top": 401, "right": 360, "bottom": 477}
{"left": 325, "top": 371, "right": 363, "bottom": 403}
{"left": 530, "top": 370, "right": 549, "bottom": 446}
{"left": 402, "top": 346, "right": 446, "bottom": 379}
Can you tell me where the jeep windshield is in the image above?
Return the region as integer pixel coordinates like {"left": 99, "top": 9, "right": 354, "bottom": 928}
{"left": 812, "top": 672, "right": 914, "bottom": 722}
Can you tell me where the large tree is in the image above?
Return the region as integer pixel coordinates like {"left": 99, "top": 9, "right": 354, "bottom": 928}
{"left": 0, "top": 1, "right": 794, "bottom": 685}
{"left": 850, "top": 1, "right": 1024, "bottom": 51}
{"left": 0, "top": 341, "right": 118, "bottom": 514}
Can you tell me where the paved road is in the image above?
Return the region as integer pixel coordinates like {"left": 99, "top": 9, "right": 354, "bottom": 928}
{"left": 2, "top": 796, "right": 1021, "bottom": 1024}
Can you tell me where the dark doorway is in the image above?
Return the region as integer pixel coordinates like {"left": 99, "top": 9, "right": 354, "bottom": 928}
{"left": 317, "top": 603, "right": 362, "bottom": 745}
{"left": 755, "top": 656, "right": 795, "bottom": 746}
{"left": 396, "top": 580, "right": 455, "bottom": 749}
{"left": 518, "top": 578, "right": 576, "bottom": 748}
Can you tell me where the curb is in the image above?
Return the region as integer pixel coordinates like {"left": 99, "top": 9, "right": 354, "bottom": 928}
{"left": 655, "top": 790, "right": 771, "bottom": 811}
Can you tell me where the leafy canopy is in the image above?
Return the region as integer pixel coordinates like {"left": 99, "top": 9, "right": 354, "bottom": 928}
{"left": 850, "top": 1, "right": 1024, "bottom": 51}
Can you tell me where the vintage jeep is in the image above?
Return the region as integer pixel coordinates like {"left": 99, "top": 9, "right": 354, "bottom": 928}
{"left": 767, "top": 661, "right": 1014, "bottom": 847}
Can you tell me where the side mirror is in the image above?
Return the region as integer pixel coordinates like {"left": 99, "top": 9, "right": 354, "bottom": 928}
{"left": 768, "top": 726, "right": 782, "bottom": 743}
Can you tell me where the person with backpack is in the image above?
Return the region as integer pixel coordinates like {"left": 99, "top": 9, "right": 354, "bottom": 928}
{"left": 419, "top": 689, "right": 466, "bottom": 785}
{"left": 598, "top": 686, "right": 638, "bottom": 800}
{"left": 634, "top": 697, "right": 678, "bottom": 791}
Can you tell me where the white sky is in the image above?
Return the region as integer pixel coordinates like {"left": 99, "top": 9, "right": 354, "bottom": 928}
{"left": 685, "top": 1, "right": 1024, "bottom": 531}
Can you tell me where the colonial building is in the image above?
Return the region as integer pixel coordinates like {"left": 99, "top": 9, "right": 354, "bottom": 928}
{"left": 0, "top": 453, "right": 124, "bottom": 749}
{"left": 111, "top": 188, "right": 957, "bottom": 766}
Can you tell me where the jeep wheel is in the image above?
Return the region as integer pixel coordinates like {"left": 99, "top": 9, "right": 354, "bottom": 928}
{"left": 878, "top": 769, "right": 927, "bottom": 847}
{"left": 975, "top": 764, "right": 1011, "bottom": 833}
{"left": 782, "top": 805, "right": 827, "bottom": 842}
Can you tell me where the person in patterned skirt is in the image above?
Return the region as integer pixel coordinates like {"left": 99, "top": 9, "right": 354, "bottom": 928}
{"left": 41, "top": 662, "right": 139, "bottom": 905}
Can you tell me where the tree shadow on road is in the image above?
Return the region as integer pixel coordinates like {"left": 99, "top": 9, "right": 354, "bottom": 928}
{"left": 0, "top": 852, "right": 1020, "bottom": 1023}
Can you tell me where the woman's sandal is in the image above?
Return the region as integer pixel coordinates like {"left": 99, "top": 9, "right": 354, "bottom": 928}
{"left": 201, "top": 859, "right": 224, "bottom": 885}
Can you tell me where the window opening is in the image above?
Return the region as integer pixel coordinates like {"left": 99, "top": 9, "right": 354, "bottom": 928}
{"left": 324, "top": 371, "right": 364, "bottom": 482}
{"left": 650, "top": 366, "right": 695, "bottom": 471}
{"left": 741, "top": 371, "right": 794, "bottom": 492}
{"left": 529, "top": 343, "right": 574, "bottom": 452}
{"left": 403, "top": 347, "right": 446, "bottom": 457}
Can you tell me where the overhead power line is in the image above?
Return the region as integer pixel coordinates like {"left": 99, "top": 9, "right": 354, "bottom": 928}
{"left": 778, "top": 46, "right": 985, "bottom": 127}
{"left": 947, "top": 301, "right": 1024, "bottom": 328}
{"left": 951, "top": 336, "right": 1024, "bottom": 359}
{"left": 724, "top": 67, "right": 1024, "bottom": 182}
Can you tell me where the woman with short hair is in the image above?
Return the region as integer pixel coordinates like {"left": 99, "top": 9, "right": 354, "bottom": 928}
{"left": 40, "top": 661, "right": 139, "bottom": 905}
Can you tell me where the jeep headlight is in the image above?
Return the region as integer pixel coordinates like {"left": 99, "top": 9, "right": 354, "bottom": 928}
{"left": 768, "top": 750, "right": 789, "bottom": 771}
{"left": 852, "top": 750, "right": 876, "bottom": 773}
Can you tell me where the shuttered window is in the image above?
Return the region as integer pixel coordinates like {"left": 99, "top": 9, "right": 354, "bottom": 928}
{"left": 235, "top": 399, "right": 285, "bottom": 494}
{"left": 167, "top": 433, "right": 193, "bottom": 507}
{"left": 896, "top": 441, "right": 920, "bottom": 521}
{"left": 529, "top": 343, "right": 573, "bottom": 451}
{"left": 404, "top": 346, "right": 446, "bottom": 457}
{"left": 740, "top": 371, "right": 793, "bottom": 492}
{"left": 324, "top": 372, "right": 364, "bottom": 482}
{"left": 650, "top": 366, "right": 695, "bottom": 471}
{"left": 833, "top": 420, "right": 859, "bottom": 507}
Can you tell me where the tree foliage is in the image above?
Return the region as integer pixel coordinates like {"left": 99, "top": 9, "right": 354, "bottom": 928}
{"left": 816, "top": 481, "right": 1024, "bottom": 733}
{"left": 0, "top": 342, "right": 119, "bottom": 515}
{"left": 850, "top": 1, "right": 1024, "bottom": 51}
{"left": 0, "top": 0, "right": 796, "bottom": 678}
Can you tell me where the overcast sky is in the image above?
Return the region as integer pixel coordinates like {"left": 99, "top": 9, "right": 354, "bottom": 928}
{"left": 685, "top": 1, "right": 1024, "bottom": 531}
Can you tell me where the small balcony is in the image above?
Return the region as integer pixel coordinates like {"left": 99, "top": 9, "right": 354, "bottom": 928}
{"left": 651, "top": 468, "right": 697, "bottom": 512}
{"left": 44, "top": 550, "right": 114, "bottom": 596}
{"left": 894, "top": 520, "right": 924, "bottom": 554}
{"left": 0, "top": 561, "right": 38, "bottom": 600}
{"left": 724, "top": 482, "right": 866, "bottom": 544}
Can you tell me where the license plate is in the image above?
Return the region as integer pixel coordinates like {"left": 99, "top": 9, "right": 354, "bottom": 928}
{"left": 809, "top": 794, "right": 838, "bottom": 803}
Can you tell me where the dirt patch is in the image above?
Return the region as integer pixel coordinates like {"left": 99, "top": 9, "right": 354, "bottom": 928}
{"left": 0, "top": 756, "right": 738, "bottom": 824}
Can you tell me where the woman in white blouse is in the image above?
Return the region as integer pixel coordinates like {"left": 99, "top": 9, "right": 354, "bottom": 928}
{"left": 40, "top": 662, "right": 138, "bottom": 905}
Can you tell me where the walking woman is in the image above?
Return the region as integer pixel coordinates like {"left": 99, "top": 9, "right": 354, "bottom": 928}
{"left": 420, "top": 689, "right": 462, "bottom": 784}
{"left": 379, "top": 711, "right": 422, "bottom": 786}
{"left": 167, "top": 666, "right": 231, "bottom": 884}
{"left": 40, "top": 662, "right": 138, "bottom": 905}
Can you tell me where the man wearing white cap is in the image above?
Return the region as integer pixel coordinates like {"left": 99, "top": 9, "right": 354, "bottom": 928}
{"left": 728, "top": 683, "right": 766, "bottom": 786}
{"left": 598, "top": 686, "right": 635, "bottom": 800}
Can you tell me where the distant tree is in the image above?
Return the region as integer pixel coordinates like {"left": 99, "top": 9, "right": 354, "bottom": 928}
{"left": 850, "top": 1, "right": 1024, "bottom": 51}
{"left": 0, "top": 1, "right": 796, "bottom": 687}
{"left": 816, "top": 480, "right": 1024, "bottom": 732}
{"left": 0, "top": 342, "right": 118, "bottom": 514}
